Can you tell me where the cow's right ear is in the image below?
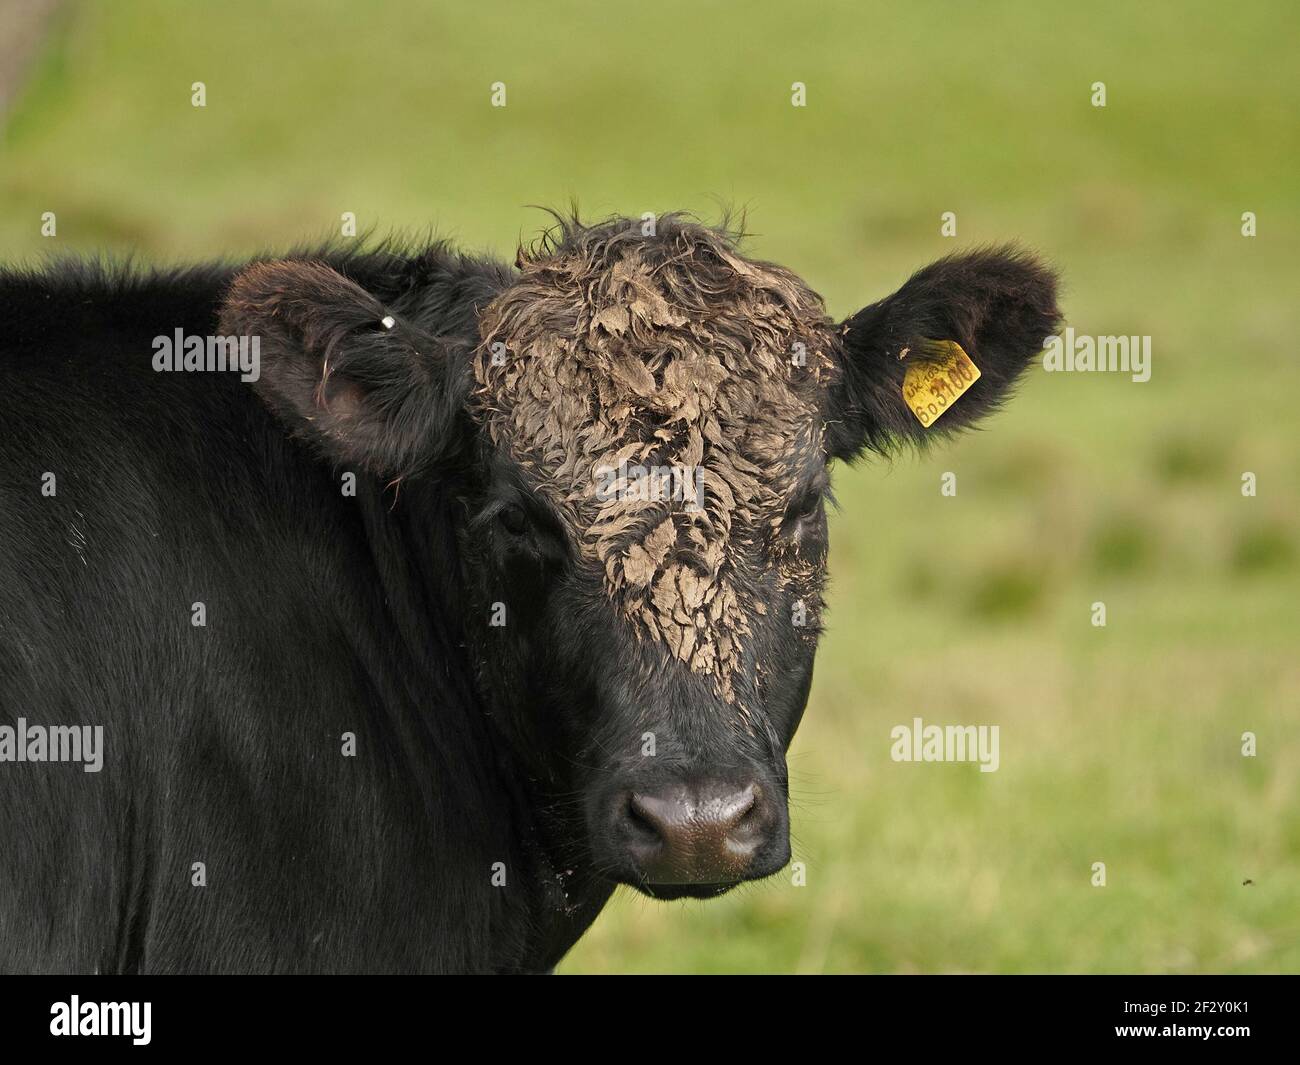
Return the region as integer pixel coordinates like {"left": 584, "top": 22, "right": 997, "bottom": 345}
{"left": 219, "top": 260, "right": 470, "bottom": 476}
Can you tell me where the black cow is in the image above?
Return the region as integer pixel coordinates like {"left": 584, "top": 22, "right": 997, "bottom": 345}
{"left": 0, "top": 215, "right": 1058, "bottom": 972}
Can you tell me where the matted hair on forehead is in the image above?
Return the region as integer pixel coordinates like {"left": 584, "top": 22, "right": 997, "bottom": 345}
{"left": 472, "top": 212, "right": 836, "bottom": 700}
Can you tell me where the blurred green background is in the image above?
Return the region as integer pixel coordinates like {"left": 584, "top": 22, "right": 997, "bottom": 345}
{"left": 2, "top": 0, "right": 1296, "bottom": 973}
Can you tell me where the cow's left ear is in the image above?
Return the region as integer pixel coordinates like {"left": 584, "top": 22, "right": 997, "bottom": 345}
{"left": 219, "top": 260, "right": 470, "bottom": 476}
{"left": 826, "top": 246, "right": 1060, "bottom": 460}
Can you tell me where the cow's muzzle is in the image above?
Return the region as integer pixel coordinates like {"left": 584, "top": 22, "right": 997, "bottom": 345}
{"left": 597, "top": 776, "right": 790, "bottom": 896}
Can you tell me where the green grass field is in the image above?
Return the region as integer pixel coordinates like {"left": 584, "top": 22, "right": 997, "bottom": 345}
{"left": 3, "top": 0, "right": 1296, "bottom": 973}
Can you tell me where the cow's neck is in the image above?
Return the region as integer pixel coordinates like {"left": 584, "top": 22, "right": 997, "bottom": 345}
{"left": 352, "top": 473, "right": 612, "bottom": 968}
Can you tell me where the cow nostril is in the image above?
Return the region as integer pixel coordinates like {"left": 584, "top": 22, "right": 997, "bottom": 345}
{"left": 725, "top": 784, "right": 761, "bottom": 838}
{"left": 625, "top": 794, "right": 664, "bottom": 844}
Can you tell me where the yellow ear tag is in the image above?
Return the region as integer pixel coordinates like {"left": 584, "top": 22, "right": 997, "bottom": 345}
{"left": 901, "top": 339, "right": 981, "bottom": 428}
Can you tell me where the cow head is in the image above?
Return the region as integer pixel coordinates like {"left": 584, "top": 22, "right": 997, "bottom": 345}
{"left": 221, "top": 215, "right": 1059, "bottom": 901}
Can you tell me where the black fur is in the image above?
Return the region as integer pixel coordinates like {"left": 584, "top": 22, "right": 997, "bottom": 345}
{"left": 0, "top": 243, "right": 611, "bottom": 973}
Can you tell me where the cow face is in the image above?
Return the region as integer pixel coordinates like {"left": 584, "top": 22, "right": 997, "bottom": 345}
{"left": 464, "top": 220, "right": 838, "bottom": 898}
{"left": 222, "top": 215, "right": 1059, "bottom": 901}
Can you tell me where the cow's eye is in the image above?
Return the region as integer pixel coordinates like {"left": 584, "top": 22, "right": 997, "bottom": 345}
{"left": 791, "top": 493, "right": 822, "bottom": 523}
{"left": 498, "top": 503, "right": 528, "bottom": 537}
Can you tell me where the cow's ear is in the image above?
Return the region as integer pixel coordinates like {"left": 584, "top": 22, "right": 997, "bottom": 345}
{"left": 219, "top": 260, "right": 470, "bottom": 476}
{"left": 826, "top": 246, "right": 1060, "bottom": 460}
